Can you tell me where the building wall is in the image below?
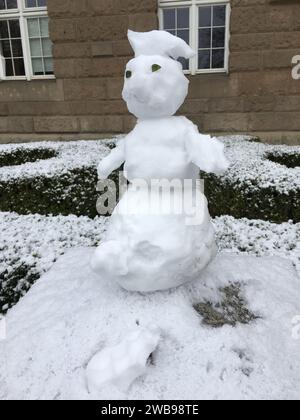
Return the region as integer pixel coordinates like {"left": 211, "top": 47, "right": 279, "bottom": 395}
{"left": 0, "top": 0, "right": 300, "bottom": 144}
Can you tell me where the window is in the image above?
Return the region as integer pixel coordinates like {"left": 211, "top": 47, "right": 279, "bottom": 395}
{"left": 0, "top": 0, "right": 53, "bottom": 80}
{"left": 159, "top": 0, "right": 231, "bottom": 75}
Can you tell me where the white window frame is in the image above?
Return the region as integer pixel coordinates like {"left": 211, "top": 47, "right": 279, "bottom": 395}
{"left": 0, "top": 0, "right": 54, "bottom": 81}
{"left": 158, "top": 0, "right": 231, "bottom": 75}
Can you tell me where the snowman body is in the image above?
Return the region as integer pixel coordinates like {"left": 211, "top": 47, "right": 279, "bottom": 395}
{"left": 91, "top": 30, "right": 229, "bottom": 292}
{"left": 125, "top": 117, "right": 198, "bottom": 182}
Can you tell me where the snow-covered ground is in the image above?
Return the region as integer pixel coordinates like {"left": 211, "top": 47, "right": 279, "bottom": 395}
{"left": 1, "top": 248, "right": 299, "bottom": 400}
{"left": 0, "top": 136, "right": 299, "bottom": 399}
{"left": 1, "top": 212, "right": 299, "bottom": 314}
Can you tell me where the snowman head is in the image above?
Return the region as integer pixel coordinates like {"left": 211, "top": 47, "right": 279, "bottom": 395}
{"left": 122, "top": 30, "right": 195, "bottom": 120}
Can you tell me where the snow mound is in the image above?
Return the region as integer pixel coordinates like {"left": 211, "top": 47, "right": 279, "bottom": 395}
{"left": 1, "top": 248, "right": 300, "bottom": 400}
{"left": 86, "top": 327, "right": 160, "bottom": 393}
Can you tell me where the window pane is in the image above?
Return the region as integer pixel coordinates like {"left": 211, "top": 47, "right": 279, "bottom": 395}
{"left": 1, "top": 40, "right": 11, "bottom": 57}
{"left": 212, "top": 27, "right": 225, "bottom": 48}
{"left": 42, "top": 38, "right": 52, "bottom": 56}
{"left": 44, "top": 57, "right": 53, "bottom": 74}
{"left": 0, "top": 19, "right": 25, "bottom": 77}
{"left": 26, "top": 0, "right": 47, "bottom": 6}
{"left": 40, "top": 17, "right": 49, "bottom": 37}
{"left": 11, "top": 39, "right": 23, "bottom": 57}
{"left": 5, "top": 58, "right": 13, "bottom": 76}
{"left": 14, "top": 58, "right": 25, "bottom": 75}
{"left": 0, "top": 20, "right": 9, "bottom": 39}
{"left": 166, "top": 29, "right": 175, "bottom": 36}
{"left": 28, "top": 19, "right": 40, "bottom": 37}
{"left": 198, "top": 28, "right": 211, "bottom": 49}
{"left": 27, "top": 17, "right": 54, "bottom": 76}
{"left": 198, "top": 50, "right": 210, "bottom": 69}
{"left": 178, "top": 57, "right": 189, "bottom": 71}
{"left": 177, "top": 8, "right": 189, "bottom": 29}
{"left": 212, "top": 49, "right": 225, "bottom": 68}
{"left": 30, "top": 38, "right": 42, "bottom": 56}
{"left": 26, "top": 0, "right": 37, "bottom": 6}
{"left": 163, "top": 9, "right": 175, "bottom": 30}
{"left": 213, "top": 5, "right": 226, "bottom": 26}
{"left": 177, "top": 29, "right": 189, "bottom": 45}
{"left": 0, "top": 0, "right": 17, "bottom": 9}
{"left": 9, "top": 20, "right": 21, "bottom": 38}
{"left": 7, "top": 0, "right": 18, "bottom": 8}
{"left": 32, "top": 57, "right": 44, "bottom": 75}
{"left": 199, "top": 6, "right": 211, "bottom": 28}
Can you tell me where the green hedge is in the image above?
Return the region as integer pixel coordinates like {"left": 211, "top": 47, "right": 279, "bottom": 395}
{"left": 0, "top": 167, "right": 98, "bottom": 218}
{"left": 266, "top": 152, "right": 300, "bottom": 169}
{"left": 0, "top": 166, "right": 298, "bottom": 223}
{"left": 201, "top": 172, "right": 299, "bottom": 223}
{"left": 0, "top": 263, "right": 39, "bottom": 314}
{"left": 0, "top": 148, "right": 58, "bottom": 168}
{"left": 0, "top": 166, "right": 122, "bottom": 219}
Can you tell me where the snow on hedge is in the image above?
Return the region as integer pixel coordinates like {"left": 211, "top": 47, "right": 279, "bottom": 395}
{"left": 0, "top": 137, "right": 299, "bottom": 195}
{"left": 0, "top": 139, "right": 115, "bottom": 181}
{"left": 219, "top": 137, "right": 300, "bottom": 194}
{"left": 0, "top": 212, "right": 108, "bottom": 277}
{"left": 1, "top": 212, "right": 299, "bottom": 280}
{"left": 214, "top": 216, "right": 300, "bottom": 275}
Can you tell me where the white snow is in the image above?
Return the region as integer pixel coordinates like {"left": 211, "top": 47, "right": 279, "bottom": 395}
{"left": 214, "top": 216, "right": 300, "bottom": 275}
{"left": 127, "top": 29, "right": 195, "bottom": 61}
{"left": 0, "top": 212, "right": 108, "bottom": 277}
{"left": 1, "top": 212, "right": 299, "bottom": 313}
{"left": 0, "top": 248, "right": 299, "bottom": 400}
{"left": 0, "top": 139, "right": 114, "bottom": 182}
{"left": 220, "top": 137, "right": 300, "bottom": 194}
{"left": 86, "top": 327, "right": 160, "bottom": 393}
{"left": 94, "top": 30, "right": 229, "bottom": 292}
{"left": 123, "top": 30, "right": 193, "bottom": 119}
{"left": 0, "top": 212, "right": 108, "bottom": 311}
{"left": 0, "top": 136, "right": 299, "bottom": 196}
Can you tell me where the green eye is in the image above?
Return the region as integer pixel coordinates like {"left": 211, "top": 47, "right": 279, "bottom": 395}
{"left": 152, "top": 64, "right": 161, "bottom": 72}
{"left": 125, "top": 70, "right": 132, "bottom": 79}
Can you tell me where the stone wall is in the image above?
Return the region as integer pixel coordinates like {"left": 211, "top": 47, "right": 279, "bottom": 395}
{"left": 0, "top": 0, "right": 300, "bottom": 144}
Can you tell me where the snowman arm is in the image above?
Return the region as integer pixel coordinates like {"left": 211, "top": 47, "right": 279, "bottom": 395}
{"left": 98, "top": 140, "right": 126, "bottom": 180}
{"left": 185, "top": 121, "right": 229, "bottom": 175}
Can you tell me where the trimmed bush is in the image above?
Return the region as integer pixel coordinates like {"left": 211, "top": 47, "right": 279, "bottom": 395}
{"left": 0, "top": 148, "right": 58, "bottom": 168}
{"left": 0, "top": 263, "right": 39, "bottom": 314}
{"left": 0, "top": 137, "right": 299, "bottom": 223}
{"left": 0, "top": 167, "right": 121, "bottom": 218}
{"left": 201, "top": 172, "right": 299, "bottom": 223}
{"left": 266, "top": 152, "right": 300, "bottom": 169}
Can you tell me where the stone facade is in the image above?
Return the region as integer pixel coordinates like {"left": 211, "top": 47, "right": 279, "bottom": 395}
{"left": 0, "top": 0, "right": 300, "bottom": 144}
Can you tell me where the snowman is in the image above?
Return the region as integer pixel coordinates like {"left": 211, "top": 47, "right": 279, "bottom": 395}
{"left": 91, "top": 30, "right": 229, "bottom": 293}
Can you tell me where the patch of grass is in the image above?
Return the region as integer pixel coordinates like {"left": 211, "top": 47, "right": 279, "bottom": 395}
{"left": 0, "top": 148, "right": 58, "bottom": 168}
{"left": 194, "top": 283, "right": 259, "bottom": 328}
{"left": 266, "top": 152, "right": 300, "bottom": 169}
{"left": 0, "top": 263, "right": 40, "bottom": 315}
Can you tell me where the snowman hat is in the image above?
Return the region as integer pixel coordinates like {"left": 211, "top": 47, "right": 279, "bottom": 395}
{"left": 128, "top": 29, "right": 195, "bottom": 60}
